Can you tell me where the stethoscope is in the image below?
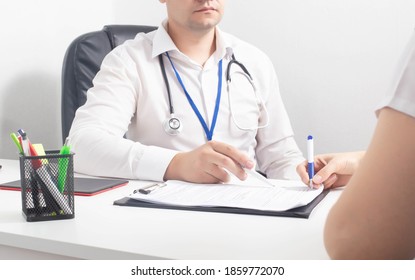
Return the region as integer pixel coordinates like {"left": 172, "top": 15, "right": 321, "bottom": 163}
{"left": 158, "top": 52, "right": 269, "bottom": 139}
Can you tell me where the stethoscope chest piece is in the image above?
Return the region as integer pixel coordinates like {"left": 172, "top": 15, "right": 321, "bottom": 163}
{"left": 163, "top": 115, "right": 182, "bottom": 135}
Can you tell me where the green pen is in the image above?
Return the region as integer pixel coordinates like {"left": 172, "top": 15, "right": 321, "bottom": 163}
{"left": 10, "top": 132, "right": 23, "bottom": 154}
{"left": 58, "top": 138, "right": 71, "bottom": 193}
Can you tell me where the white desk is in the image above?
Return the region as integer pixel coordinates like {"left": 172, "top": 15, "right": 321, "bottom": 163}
{"left": 0, "top": 158, "right": 341, "bottom": 260}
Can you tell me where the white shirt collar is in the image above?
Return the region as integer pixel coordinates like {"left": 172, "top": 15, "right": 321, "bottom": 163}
{"left": 150, "top": 19, "right": 234, "bottom": 64}
{"left": 151, "top": 20, "right": 178, "bottom": 58}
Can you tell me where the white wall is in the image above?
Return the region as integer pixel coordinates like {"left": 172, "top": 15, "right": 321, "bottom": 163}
{"left": 221, "top": 0, "right": 415, "bottom": 155}
{"left": 0, "top": 0, "right": 414, "bottom": 159}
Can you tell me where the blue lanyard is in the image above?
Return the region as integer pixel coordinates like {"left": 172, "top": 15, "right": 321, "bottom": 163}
{"left": 166, "top": 52, "right": 223, "bottom": 141}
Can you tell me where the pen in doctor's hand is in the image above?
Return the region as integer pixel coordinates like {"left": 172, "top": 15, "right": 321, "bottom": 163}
{"left": 307, "top": 135, "right": 315, "bottom": 188}
{"left": 242, "top": 167, "right": 275, "bottom": 187}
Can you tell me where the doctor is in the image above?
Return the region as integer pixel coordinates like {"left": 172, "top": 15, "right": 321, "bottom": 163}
{"left": 69, "top": 0, "right": 303, "bottom": 183}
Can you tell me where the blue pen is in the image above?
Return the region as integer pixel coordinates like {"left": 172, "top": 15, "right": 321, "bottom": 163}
{"left": 307, "top": 135, "right": 314, "bottom": 188}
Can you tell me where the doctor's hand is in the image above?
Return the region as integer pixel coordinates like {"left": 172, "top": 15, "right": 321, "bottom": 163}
{"left": 164, "top": 140, "right": 254, "bottom": 184}
{"left": 296, "top": 151, "right": 365, "bottom": 189}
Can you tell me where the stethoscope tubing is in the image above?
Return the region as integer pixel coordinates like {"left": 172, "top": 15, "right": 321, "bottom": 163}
{"left": 158, "top": 52, "right": 269, "bottom": 136}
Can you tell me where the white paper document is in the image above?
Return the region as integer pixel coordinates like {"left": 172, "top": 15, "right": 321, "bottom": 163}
{"left": 129, "top": 179, "right": 324, "bottom": 212}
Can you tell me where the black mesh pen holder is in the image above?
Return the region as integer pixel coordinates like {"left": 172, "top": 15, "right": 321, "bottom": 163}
{"left": 19, "top": 150, "right": 75, "bottom": 222}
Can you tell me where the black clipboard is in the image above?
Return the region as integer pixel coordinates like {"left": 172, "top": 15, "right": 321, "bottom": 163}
{"left": 0, "top": 177, "right": 128, "bottom": 196}
{"left": 113, "top": 189, "right": 329, "bottom": 219}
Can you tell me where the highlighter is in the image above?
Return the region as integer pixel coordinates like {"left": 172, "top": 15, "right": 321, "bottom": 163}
{"left": 58, "top": 138, "right": 71, "bottom": 193}
{"left": 10, "top": 132, "right": 23, "bottom": 154}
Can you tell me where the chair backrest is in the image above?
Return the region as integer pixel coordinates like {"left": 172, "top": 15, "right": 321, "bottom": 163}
{"left": 61, "top": 25, "right": 157, "bottom": 143}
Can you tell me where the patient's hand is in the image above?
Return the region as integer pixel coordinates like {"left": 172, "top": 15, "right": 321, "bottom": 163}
{"left": 296, "top": 151, "right": 365, "bottom": 189}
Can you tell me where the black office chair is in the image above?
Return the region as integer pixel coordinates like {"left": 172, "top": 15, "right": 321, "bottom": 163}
{"left": 61, "top": 25, "right": 157, "bottom": 143}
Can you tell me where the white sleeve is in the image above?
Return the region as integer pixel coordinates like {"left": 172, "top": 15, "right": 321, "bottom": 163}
{"left": 377, "top": 32, "right": 415, "bottom": 118}
{"left": 68, "top": 47, "right": 178, "bottom": 181}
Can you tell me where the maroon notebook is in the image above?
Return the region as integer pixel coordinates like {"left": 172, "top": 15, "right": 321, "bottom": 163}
{"left": 0, "top": 177, "right": 128, "bottom": 196}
